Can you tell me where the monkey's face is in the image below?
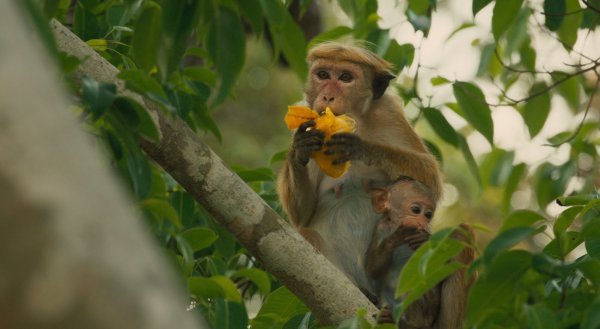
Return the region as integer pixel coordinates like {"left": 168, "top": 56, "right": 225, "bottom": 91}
{"left": 305, "top": 59, "right": 372, "bottom": 116}
{"left": 387, "top": 184, "right": 435, "bottom": 233}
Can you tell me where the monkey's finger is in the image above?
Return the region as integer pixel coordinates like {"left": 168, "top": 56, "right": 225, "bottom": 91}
{"left": 331, "top": 155, "right": 351, "bottom": 165}
{"left": 325, "top": 132, "right": 358, "bottom": 146}
{"left": 298, "top": 120, "right": 317, "bottom": 133}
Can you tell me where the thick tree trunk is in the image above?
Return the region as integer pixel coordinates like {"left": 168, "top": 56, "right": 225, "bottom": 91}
{"left": 50, "top": 17, "right": 379, "bottom": 326}
{"left": 0, "top": 1, "right": 205, "bottom": 329}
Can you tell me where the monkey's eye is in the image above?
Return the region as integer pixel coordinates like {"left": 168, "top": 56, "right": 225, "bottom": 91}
{"left": 339, "top": 72, "right": 354, "bottom": 82}
{"left": 317, "top": 70, "right": 330, "bottom": 80}
{"left": 424, "top": 210, "right": 433, "bottom": 220}
{"left": 410, "top": 205, "right": 422, "bottom": 215}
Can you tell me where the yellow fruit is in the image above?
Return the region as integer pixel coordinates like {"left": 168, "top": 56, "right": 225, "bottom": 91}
{"left": 284, "top": 106, "right": 355, "bottom": 178}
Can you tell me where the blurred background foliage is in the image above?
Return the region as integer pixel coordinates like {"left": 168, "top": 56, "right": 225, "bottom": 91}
{"left": 23, "top": 0, "right": 600, "bottom": 327}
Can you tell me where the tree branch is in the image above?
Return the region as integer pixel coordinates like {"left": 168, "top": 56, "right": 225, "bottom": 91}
{"left": 50, "top": 19, "right": 379, "bottom": 325}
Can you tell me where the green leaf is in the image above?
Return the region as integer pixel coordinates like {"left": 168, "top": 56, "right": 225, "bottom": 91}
{"left": 141, "top": 198, "right": 182, "bottom": 229}
{"left": 215, "top": 299, "right": 248, "bottom": 329}
{"left": 543, "top": 231, "right": 583, "bottom": 258}
{"left": 492, "top": 0, "right": 524, "bottom": 40}
{"left": 206, "top": 6, "right": 246, "bottom": 105}
{"left": 430, "top": 76, "right": 450, "bottom": 86}
{"left": 232, "top": 268, "right": 271, "bottom": 295}
{"left": 521, "top": 83, "right": 551, "bottom": 138}
{"left": 557, "top": 194, "right": 599, "bottom": 206}
{"left": 125, "top": 153, "right": 152, "bottom": 199}
{"left": 238, "top": 0, "right": 264, "bottom": 36}
{"left": 179, "top": 227, "right": 218, "bottom": 252}
{"left": 544, "top": 0, "right": 566, "bottom": 31}
{"left": 453, "top": 82, "right": 494, "bottom": 145}
{"left": 279, "top": 12, "right": 308, "bottom": 81}
{"left": 458, "top": 135, "right": 483, "bottom": 190}
{"left": 534, "top": 161, "right": 576, "bottom": 208}
{"left": 500, "top": 210, "right": 545, "bottom": 233}
{"left": 409, "top": 0, "right": 430, "bottom": 15}
{"left": 183, "top": 67, "right": 217, "bottom": 86}
{"left": 554, "top": 71, "right": 581, "bottom": 111}
{"left": 174, "top": 235, "right": 194, "bottom": 273}
{"left": 160, "top": 0, "right": 200, "bottom": 78}
{"left": 383, "top": 42, "right": 415, "bottom": 72}
{"left": 466, "top": 250, "right": 532, "bottom": 325}
{"left": 235, "top": 167, "right": 275, "bottom": 182}
{"left": 270, "top": 150, "right": 288, "bottom": 165}
{"left": 131, "top": 2, "right": 162, "bottom": 71}
{"left": 554, "top": 206, "right": 584, "bottom": 236}
{"left": 113, "top": 97, "right": 160, "bottom": 142}
{"left": 582, "top": 299, "right": 600, "bottom": 329}
{"left": 501, "top": 163, "right": 526, "bottom": 214}
{"left": 423, "top": 107, "right": 459, "bottom": 147}
{"left": 473, "top": 0, "right": 493, "bottom": 15}
{"left": 82, "top": 77, "right": 116, "bottom": 120}
{"left": 524, "top": 304, "right": 558, "bottom": 329}
{"left": 251, "top": 287, "right": 309, "bottom": 328}
{"left": 259, "top": 0, "right": 286, "bottom": 28}
{"left": 212, "top": 276, "right": 243, "bottom": 303}
{"left": 86, "top": 38, "right": 108, "bottom": 52}
{"left": 557, "top": 0, "right": 582, "bottom": 49}
{"left": 308, "top": 26, "right": 354, "bottom": 48}
{"left": 118, "top": 69, "right": 167, "bottom": 99}
{"left": 483, "top": 227, "right": 536, "bottom": 265}
{"left": 187, "top": 277, "right": 224, "bottom": 299}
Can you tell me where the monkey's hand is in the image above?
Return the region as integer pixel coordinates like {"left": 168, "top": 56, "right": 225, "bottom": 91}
{"left": 405, "top": 230, "right": 431, "bottom": 250}
{"left": 290, "top": 120, "right": 325, "bottom": 166}
{"left": 324, "top": 132, "right": 366, "bottom": 165}
{"left": 383, "top": 225, "right": 419, "bottom": 250}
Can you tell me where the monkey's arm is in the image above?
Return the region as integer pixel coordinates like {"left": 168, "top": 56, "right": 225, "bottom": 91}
{"left": 365, "top": 225, "right": 417, "bottom": 278}
{"left": 435, "top": 224, "right": 476, "bottom": 329}
{"left": 326, "top": 134, "right": 442, "bottom": 201}
{"left": 277, "top": 121, "right": 324, "bottom": 227}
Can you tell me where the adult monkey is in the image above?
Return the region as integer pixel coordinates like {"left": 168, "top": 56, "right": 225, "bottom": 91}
{"left": 277, "top": 42, "right": 442, "bottom": 293}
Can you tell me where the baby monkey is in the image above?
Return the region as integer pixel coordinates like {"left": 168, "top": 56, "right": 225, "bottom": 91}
{"left": 366, "top": 177, "right": 440, "bottom": 328}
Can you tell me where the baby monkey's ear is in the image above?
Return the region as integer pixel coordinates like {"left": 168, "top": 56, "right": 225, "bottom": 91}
{"left": 371, "top": 187, "right": 390, "bottom": 214}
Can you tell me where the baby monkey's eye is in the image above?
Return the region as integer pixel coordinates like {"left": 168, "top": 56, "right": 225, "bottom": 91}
{"left": 411, "top": 205, "right": 422, "bottom": 215}
{"left": 424, "top": 210, "right": 433, "bottom": 220}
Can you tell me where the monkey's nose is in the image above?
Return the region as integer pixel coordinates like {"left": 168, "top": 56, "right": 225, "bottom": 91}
{"left": 322, "top": 95, "right": 335, "bottom": 103}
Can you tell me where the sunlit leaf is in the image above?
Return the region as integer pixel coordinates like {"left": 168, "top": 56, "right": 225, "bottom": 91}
{"left": 554, "top": 206, "right": 583, "bottom": 236}
{"left": 557, "top": 0, "right": 582, "bottom": 49}
{"left": 86, "top": 38, "right": 107, "bottom": 51}
{"left": 492, "top": 0, "right": 524, "bottom": 40}
{"left": 521, "top": 82, "right": 551, "bottom": 138}
{"left": 554, "top": 71, "right": 581, "bottom": 111}
{"left": 251, "top": 287, "right": 309, "bottom": 328}
{"left": 409, "top": 0, "right": 430, "bottom": 15}
{"left": 179, "top": 227, "right": 218, "bottom": 252}
{"left": 213, "top": 276, "right": 243, "bottom": 303}
{"left": 188, "top": 277, "right": 223, "bottom": 299}
{"left": 453, "top": 82, "right": 494, "bottom": 145}
{"left": 232, "top": 268, "right": 271, "bottom": 295}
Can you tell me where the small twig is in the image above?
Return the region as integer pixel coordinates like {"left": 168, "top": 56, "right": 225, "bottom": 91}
{"left": 543, "top": 74, "right": 599, "bottom": 147}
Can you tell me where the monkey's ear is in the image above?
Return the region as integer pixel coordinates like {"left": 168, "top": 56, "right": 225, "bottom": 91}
{"left": 372, "top": 72, "right": 396, "bottom": 99}
{"left": 371, "top": 188, "right": 390, "bottom": 213}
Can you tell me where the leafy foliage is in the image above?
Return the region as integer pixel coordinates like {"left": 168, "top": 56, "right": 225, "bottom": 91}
{"left": 28, "top": 0, "right": 600, "bottom": 328}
